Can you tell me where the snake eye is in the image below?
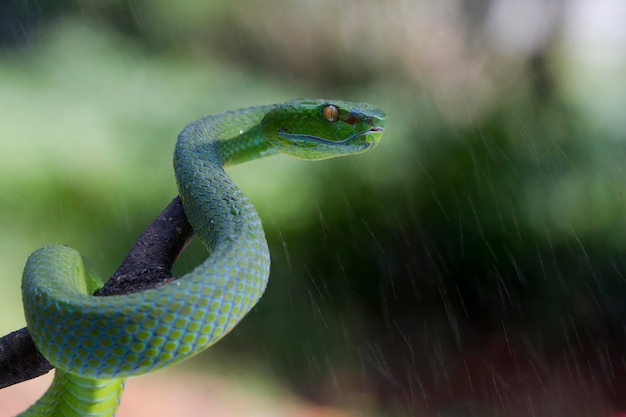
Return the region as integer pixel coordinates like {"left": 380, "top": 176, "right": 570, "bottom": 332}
{"left": 323, "top": 105, "right": 339, "bottom": 122}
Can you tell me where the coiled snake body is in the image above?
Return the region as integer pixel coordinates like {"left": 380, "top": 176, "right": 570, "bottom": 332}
{"left": 18, "top": 98, "right": 386, "bottom": 416}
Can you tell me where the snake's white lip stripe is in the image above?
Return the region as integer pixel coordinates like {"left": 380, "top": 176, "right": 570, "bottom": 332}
{"left": 279, "top": 127, "right": 384, "bottom": 145}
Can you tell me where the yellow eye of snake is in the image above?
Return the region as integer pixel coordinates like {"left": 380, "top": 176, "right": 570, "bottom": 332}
{"left": 323, "top": 105, "right": 339, "bottom": 122}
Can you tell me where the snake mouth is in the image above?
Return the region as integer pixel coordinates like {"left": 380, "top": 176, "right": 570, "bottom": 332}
{"left": 279, "top": 127, "right": 385, "bottom": 145}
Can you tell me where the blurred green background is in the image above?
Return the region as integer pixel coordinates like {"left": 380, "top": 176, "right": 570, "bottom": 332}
{"left": 2, "top": 1, "right": 626, "bottom": 416}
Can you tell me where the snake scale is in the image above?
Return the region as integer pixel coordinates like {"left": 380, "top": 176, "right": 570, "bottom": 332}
{"left": 17, "top": 98, "right": 386, "bottom": 416}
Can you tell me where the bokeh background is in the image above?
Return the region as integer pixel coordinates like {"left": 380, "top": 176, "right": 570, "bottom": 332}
{"left": 2, "top": 0, "right": 626, "bottom": 416}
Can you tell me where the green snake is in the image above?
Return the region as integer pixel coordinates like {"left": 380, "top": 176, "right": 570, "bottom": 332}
{"left": 18, "top": 98, "right": 386, "bottom": 416}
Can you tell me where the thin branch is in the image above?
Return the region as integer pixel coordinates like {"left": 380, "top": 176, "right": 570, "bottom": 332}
{"left": 0, "top": 196, "right": 194, "bottom": 389}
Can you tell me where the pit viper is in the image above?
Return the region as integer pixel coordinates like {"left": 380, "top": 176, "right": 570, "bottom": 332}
{"left": 18, "top": 98, "right": 386, "bottom": 416}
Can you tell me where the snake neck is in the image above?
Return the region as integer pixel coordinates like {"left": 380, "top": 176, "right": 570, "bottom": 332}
{"left": 175, "top": 105, "right": 278, "bottom": 168}
{"left": 173, "top": 105, "right": 278, "bottom": 252}
{"left": 219, "top": 123, "right": 278, "bottom": 167}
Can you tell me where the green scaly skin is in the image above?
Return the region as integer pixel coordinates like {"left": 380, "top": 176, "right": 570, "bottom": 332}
{"left": 18, "top": 98, "right": 386, "bottom": 416}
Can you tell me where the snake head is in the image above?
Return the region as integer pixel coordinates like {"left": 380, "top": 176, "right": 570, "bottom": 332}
{"left": 261, "top": 98, "right": 386, "bottom": 160}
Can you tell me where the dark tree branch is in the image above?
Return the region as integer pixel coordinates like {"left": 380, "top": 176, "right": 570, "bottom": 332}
{"left": 0, "top": 196, "right": 194, "bottom": 389}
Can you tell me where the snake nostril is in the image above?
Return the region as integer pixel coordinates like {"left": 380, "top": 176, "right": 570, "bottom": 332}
{"left": 343, "top": 115, "right": 357, "bottom": 125}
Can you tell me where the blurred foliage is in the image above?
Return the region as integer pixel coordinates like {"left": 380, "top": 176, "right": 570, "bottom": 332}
{"left": 2, "top": 1, "right": 626, "bottom": 416}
